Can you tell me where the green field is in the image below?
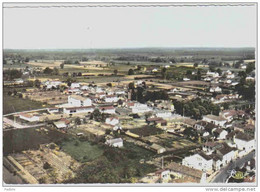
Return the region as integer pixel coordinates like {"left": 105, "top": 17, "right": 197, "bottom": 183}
{"left": 3, "top": 92, "right": 50, "bottom": 115}
{"left": 60, "top": 139, "right": 104, "bottom": 163}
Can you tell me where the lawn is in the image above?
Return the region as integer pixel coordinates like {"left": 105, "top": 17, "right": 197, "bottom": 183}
{"left": 60, "top": 139, "right": 104, "bottom": 163}
{"left": 3, "top": 92, "right": 50, "bottom": 115}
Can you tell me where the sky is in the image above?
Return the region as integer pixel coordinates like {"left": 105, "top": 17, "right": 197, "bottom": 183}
{"left": 3, "top": 3, "right": 257, "bottom": 49}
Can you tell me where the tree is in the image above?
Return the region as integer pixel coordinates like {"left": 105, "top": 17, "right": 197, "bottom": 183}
{"left": 53, "top": 67, "right": 59, "bottom": 75}
{"left": 90, "top": 109, "right": 102, "bottom": 121}
{"left": 113, "top": 69, "right": 118, "bottom": 76}
{"left": 75, "top": 117, "right": 81, "bottom": 126}
{"left": 128, "top": 69, "right": 134, "bottom": 75}
{"left": 209, "top": 66, "right": 216, "bottom": 72}
{"left": 128, "top": 82, "right": 135, "bottom": 90}
{"left": 3, "top": 59, "right": 7, "bottom": 65}
{"left": 161, "top": 67, "right": 167, "bottom": 79}
{"left": 43, "top": 162, "right": 51, "bottom": 169}
{"left": 4, "top": 69, "right": 22, "bottom": 80}
{"left": 13, "top": 89, "right": 17, "bottom": 96}
{"left": 25, "top": 57, "right": 30, "bottom": 62}
{"left": 216, "top": 68, "right": 222, "bottom": 76}
{"left": 43, "top": 67, "right": 53, "bottom": 74}
{"left": 34, "top": 79, "right": 41, "bottom": 88}
{"left": 193, "top": 63, "right": 198, "bottom": 68}
{"left": 246, "top": 62, "right": 255, "bottom": 74}
{"left": 107, "top": 83, "right": 112, "bottom": 87}
{"left": 60, "top": 63, "right": 64, "bottom": 69}
{"left": 74, "top": 60, "right": 80, "bottom": 65}
{"left": 186, "top": 70, "right": 192, "bottom": 75}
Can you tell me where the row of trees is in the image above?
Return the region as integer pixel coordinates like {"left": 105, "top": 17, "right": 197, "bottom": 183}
{"left": 3, "top": 69, "right": 23, "bottom": 80}
{"left": 173, "top": 98, "right": 220, "bottom": 120}
{"left": 235, "top": 62, "right": 255, "bottom": 101}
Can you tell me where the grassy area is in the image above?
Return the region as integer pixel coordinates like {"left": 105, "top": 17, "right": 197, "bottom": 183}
{"left": 3, "top": 92, "right": 51, "bottom": 115}
{"left": 60, "top": 139, "right": 104, "bottom": 163}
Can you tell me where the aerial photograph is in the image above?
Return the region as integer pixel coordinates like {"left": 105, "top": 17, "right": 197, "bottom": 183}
{"left": 2, "top": 2, "right": 257, "bottom": 187}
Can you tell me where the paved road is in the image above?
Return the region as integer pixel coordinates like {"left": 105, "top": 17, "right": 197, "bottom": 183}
{"left": 3, "top": 117, "right": 46, "bottom": 131}
{"left": 212, "top": 151, "right": 255, "bottom": 183}
{"left": 3, "top": 108, "right": 48, "bottom": 117}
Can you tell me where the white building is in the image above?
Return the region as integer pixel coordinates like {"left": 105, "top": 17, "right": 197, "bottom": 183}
{"left": 105, "top": 117, "right": 119, "bottom": 126}
{"left": 45, "top": 81, "right": 62, "bottom": 89}
{"left": 210, "top": 86, "right": 222, "bottom": 93}
{"left": 68, "top": 95, "right": 92, "bottom": 107}
{"left": 183, "top": 78, "right": 190, "bottom": 81}
{"left": 132, "top": 103, "right": 152, "bottom": 114}
{"left": 80, "top": 85, "right": 89, "bottom": 90}
{"left": 234, "top": 133, "right": 255, "bottom": 154}
{"left": 71, "top": 83, "right": 81, "bottom": 89}
{"left": 63, "top": 106, "right": 94, "bottom": 114}
{"left": 203, "top": 115, "right": 227, "bottom": 127}
{"left": 155, "top": 110, "right": 172, "bottom": 118}
{"left": 216, "top": 145, "right": 236, "bottom": 166}
{"left": 206, "top": 71, "right": 219, "bottom": 78}
{"left": 14, "top": 78, "right": 24, "bottom": 84}
{"left": 19, "top": 113, "right": 40, "bottom": 122}
{"left": 99, "top": 106, "right": 116, "bottom": 114}
{"left": 47, "top": 107, "right": 59, "bottom": 113}
{"left": 105, "top": 138, "right": 123, "bottom": 148}
{"left": 53, "top": 119, "right": 70, "bottom": 129}
{"left": 105, "top": 95, "right": 119, "bottom": 103}
{"left": 182, "top": 152, "right": 213, "bottom": 172}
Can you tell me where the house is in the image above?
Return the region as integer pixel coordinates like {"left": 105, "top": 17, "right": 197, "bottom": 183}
{"left": 68, "top": 95, "right": 92, "bottom": 107}
{"left": 105, "top": 117, "right": 119, "bottom": 126}
{"left": 19, "top": 113, "right": 40, "bottom": 122}
{"left": 67, "top": 88, "right": 81, "bottom": 94}
{"left": 53, "top": 118, "right": 70, "bottom": 129}
{"left": 166, "top": 162, "right": 206, "bottom": 183}
{"left": 132, "top": 103, "right": 152, "bottom": 114}
{"left": 147, "top": 117, "right": 167, "bottom": 126}
{"left": 105, "top": 95, "right": 119, "bottom": 103}
{"left": 202, "top": 115, "right": 227, "bottom": 127}
{"left": 202, "top": 142, "right": 222, "bottom": 155}
{"left": 246, "top": 77, "right": 255, "bottom": 82}
{"left": 206, "top": 71, "right": 219, "bottom": 78}
{"left": 182, "top": 152, "right": 213, "bottom": 172}
{"left": 193, "top": 121, "right": 218, "bottom": 132}
{"left": 210, "top": 154, "right": 223, "bottom": 171}
{"left": 234, "top": 132, "right": 255, "bottom": 153}
{"left": 71, "top": 82, "right": 81, "bottom": 88}
{"left": 210, "top": 86, "right": 222, "bottom": 93}
{"left": 220, "top": 110, "right": 245, "bottom": 122}
{"left": 150, "top": 144, "right": 166, "bottom": 154}
{"left": 105, "top": 138, "right": 123, "bottom": 148}
{"left": 99, "top": 106, "right": 116, "bottom": 114}
{"left": 183, "top": 78, "right": 190, "bottom": 81}
{"left": 155, "top": 110, "right": 172, "bottom": 118}
{"left": 47, "top": 107, "right": 59, "bottom": 113}
{"left": 14, "top": 78, "right": 24, "bottom": 84}
{"left": 213, "top": 128, "right": 228, "bottom": 140}
{"left": 63, "top": 106, "right": 94, "bottom": 114}
{"left": 216, "top": 143, "right": 236, "bottom": 166}
{"left": 45, "top": 81, "right": 62, "bottom": 89}
{"left": 155, "top": 169, "right": 170, "bottom": 182}
{"left": 80, "top": 85, "right": 89, "bottom": 90}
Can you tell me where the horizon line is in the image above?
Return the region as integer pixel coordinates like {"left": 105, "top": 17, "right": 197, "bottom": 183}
{"left": 3, "top": 46, "right": 256, "bottom": 51}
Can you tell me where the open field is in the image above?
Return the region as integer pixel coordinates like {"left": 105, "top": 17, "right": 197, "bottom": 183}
{"left": 3, "top": 128, "right": 70, "bottom": 155}
{"left": 60, "top": 139, "right": 104, "bottom": 163}
{"left": 3, "top": 92, "right": 51, "bottom": 115}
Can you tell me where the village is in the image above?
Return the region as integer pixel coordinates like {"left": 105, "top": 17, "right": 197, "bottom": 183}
{"left": 3, "top": 49, "right": 256, "bottom": 185}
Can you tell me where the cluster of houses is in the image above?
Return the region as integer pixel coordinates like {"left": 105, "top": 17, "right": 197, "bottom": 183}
{"left": 12, "top": 64, "right": 255, "bottom": 184}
